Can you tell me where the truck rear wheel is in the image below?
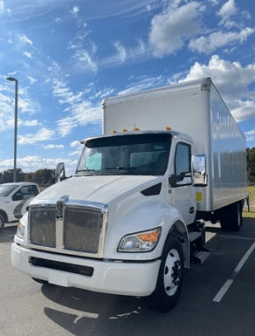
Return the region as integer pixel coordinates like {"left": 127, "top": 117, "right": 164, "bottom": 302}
{"left": 145, "top": 236, "right": 184, "bottom": 312}
{"left": 0, "top": 214, "right": 5, "bottom": 229}
{"left": 219, "top": 201, "right": 242, "bottom": 232}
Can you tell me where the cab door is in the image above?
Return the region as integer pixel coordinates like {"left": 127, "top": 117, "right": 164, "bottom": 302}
{"left": 11, "top": 185, "right": 38, "bottom": 220}
{"left": 169, "top": 142, "right": 196, "bottom": 224}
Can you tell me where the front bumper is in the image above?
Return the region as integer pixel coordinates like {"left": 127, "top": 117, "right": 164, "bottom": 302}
{"left": 12, "top": 243, "right": 161, "bottom": 297}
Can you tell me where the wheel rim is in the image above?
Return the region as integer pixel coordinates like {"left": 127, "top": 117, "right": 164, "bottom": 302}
{"left": 163, "top": 248, "right": 182, "bottom": 296}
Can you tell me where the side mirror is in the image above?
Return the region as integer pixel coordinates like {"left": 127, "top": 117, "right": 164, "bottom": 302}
{"left": 169, "top": 172, "right": 192, "bottom": 187}
{"left": 55, "top": 162, "right": 65, "bottom": 183}
{"left": 192, "top": 155, "right": 208, "bottom": 186}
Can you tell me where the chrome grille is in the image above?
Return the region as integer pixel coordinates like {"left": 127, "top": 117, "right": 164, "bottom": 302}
{"left": 63, "top": 207, "right": 102, "bottom": 254}
{"left": 28, "top": 200, "right": 108, "bottom": 257}
{"left": 29, "top": 206, "right": 56, "bottom": 248}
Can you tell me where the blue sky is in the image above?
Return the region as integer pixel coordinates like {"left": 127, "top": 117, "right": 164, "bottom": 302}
{"left": 1, "top": 0, "right": 255, "bottom": 176}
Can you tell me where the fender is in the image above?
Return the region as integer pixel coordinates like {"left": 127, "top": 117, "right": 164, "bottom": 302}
{"left": 105, "top": 198, "right": 189, "bottom": 264}
{"left": 13, "top": 196, "right": 34, "bottom": 220}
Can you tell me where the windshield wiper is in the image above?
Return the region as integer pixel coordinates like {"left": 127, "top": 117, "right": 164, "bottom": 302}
{"left": 77, "top": 169, "right": 96, "bottom": 173}
{"left": 105, "top": 167, "right": 139, "bottom": 175}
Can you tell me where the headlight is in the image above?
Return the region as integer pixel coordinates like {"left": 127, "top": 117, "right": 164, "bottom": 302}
{"left": 17, "top": 221, "right": 25, "bottom": 239}
{"left": 118, "top": 228, "right": 161, "bottom": 252}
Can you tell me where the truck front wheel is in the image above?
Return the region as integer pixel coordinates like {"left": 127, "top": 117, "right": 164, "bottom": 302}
{"left": 145, "top": 236, "right": 184, "bottom": 313}
{"left": 0, "top": 214, "right": 5, "bottom": 229}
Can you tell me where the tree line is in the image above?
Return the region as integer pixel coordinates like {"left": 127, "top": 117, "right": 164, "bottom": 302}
{"left": 0, "top": 148, "right": 255, "bottom": 185}
{"left": 247, "top": 147, "right": 255, "bottom": 184}
{"left": 0, "top": 168, "right": 55, "bottom": 185}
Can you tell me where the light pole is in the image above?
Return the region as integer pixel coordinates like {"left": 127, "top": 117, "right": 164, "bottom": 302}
{"left": 6, "top": 77, "right": 18, "bottom": 182}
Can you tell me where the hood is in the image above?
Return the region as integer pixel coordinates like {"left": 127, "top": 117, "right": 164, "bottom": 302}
{"left": 32, "top": 175, "right": 162, "bottom": 205}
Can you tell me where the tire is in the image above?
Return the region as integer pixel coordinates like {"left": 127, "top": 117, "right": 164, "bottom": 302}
{"left": 145, "top": 236, "right": 184, "bottom": 313}
{"left": 0, "top": 214, "right": 5, "bottom": 229}
{"left": 219, "top": 201, "right": 242, "bottom": 232}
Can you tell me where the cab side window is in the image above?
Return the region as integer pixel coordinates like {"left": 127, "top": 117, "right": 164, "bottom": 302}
{"left": 12, "top": 185, "right": 38, "bottom": 201}
{"left": 175, "top": 143, "right": 191, "bottom": 176}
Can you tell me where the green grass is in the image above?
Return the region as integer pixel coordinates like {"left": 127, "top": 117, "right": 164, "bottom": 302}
{"left": 243, "top": 186, "right": 255, "bottom": 215}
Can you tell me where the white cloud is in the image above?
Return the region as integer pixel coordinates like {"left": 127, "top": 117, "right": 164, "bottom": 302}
{"left": 218, "top": 0, "right": 237, "bottom": 19}
{"left": 217, "top": 0, "right": 239, "bottom": 28}
{"left": 118, "top": 75, "right": 165, "bottom": 95}
{"left": 18, "top": 34, "right": 33, "bottom": 45}
{"left": 101, "top": 39, "right": 149, "bottom": 68}
{"left": 70, "top": 140, "right": 82, "bottom": 148}
{"left": 0, "top": 0, "right": 10, "bottom": 15}
{"left": 89, "top": 87, "right": 115, "bottom": 100}
{"left": 69, "top": 150, "right": 82, "bottom": 156}
{"left": 21, "top": 119, "right": 41, "bottom": 127}
{"left": 27, "top": 76, "right": 37, "bottom": 84}
{"left": 244, "top": 129, "right": 255, "bottom": 143}
{"left": 18, "top": 128, "right": 55, "bottom": 145}
{"left": 114, "top": 41, "right": 127, "bottom": 62}
{"left": 44, "top": 144, "right": 64, "bottom": 149}
{"left": 0, "top": 85, "right": 39, "bottom": 132}
{"left": 69, "top": 141, "right": 83, "bottom": 156}
{"left": 181, "top": 55, "right": 255, "bottom": 122}
{"left": 23, "top": 51, "right": 33, "bottom": 59}
{"left": 71, "top": 6, "right": 79, "bottom": 15}
{"left": 208, "top": 0, "right": 219, "bottom": 6}
{"left": 48, "top": 64, "right": 102, "bottom": 137}
{"left": 5, "top": 81, "right": 38, "bottom": 115}
{"left": 149, "top": 2, "right": 204, "bottom": 57}
{"left": 0, "top": 92, "right": 14, "bottom": 132}
{"left": 72, "top": 49, "right": 98, "bottom": 73}
{"left": 189, "top": 27, "right": 255, "bottom": 54}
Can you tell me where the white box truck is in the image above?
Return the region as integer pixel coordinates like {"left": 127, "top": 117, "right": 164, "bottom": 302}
{"left": 12, "top": 78, "right": 247, "bottom": 312}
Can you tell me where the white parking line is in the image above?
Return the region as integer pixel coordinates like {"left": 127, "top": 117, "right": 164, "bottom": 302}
{"left": 213, "top": 241, "right": 255, "bottom": 303}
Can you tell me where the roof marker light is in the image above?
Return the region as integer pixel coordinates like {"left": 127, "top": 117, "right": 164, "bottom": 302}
{"left": 133, "top": 127, "right": 140, "bottom": 131}
{"left": 165, "top": 126, "right": 172, "bottom": 131}
{"left": 122, "top": 128, "right": 128, "bottom": 132}
{"left": 111, "top": 130, "right": 117, "bottom": 134}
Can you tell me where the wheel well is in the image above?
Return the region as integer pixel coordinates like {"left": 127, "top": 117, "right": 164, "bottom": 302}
{"left": 168, "top": 221, "right": 189, "bottom": 268}
{"left": 0, "top": 210, "right": 8, "bottom": 223}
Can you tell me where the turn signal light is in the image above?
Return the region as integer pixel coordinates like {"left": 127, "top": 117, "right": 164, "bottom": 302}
{"left": 137, "top": 230, "right": 160, "bottom": 242}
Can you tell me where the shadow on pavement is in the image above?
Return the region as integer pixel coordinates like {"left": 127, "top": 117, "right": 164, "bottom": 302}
{"left": 0, "top": 225, "right": 16, "bottom": 244}
{"left": 41, "top": 284, "right": 170, "bottom": 336}
{"left": 40, "top": 219, "right": 255, "bottom": 336}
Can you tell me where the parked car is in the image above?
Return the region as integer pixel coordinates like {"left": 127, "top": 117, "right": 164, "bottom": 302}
{"left": 0, "top": 182, "right": 40, "bottom": 229}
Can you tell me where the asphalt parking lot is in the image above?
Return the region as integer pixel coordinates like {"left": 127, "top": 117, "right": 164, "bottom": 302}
{"left": 1, "top": 219, "right": 255, "bottom": 336}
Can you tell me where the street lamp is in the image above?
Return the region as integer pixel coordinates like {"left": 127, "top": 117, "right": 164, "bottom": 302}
{"left": 6, "top": 76, "right": 18, "bottom": 182}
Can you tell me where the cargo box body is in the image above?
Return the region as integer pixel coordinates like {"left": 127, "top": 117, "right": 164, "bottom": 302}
{"left": 103, "top": 78, "right": 247, "bottom": 212}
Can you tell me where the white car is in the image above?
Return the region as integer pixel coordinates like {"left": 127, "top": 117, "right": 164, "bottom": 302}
{"left": 0, "top": 182, "right": 40, "bottom": 229}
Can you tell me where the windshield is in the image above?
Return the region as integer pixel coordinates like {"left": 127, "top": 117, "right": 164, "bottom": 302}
{"left": 0, "top": 185, "right": 18, "bottom": 197}
{"left": 76, "top": 134, "right": 171, "bottom": 176}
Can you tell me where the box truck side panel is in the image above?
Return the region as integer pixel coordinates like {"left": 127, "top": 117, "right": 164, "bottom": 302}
{"left": 103, "top": 80, "right": 208, "bottom": 155}
{"left": 103, "top": 78, "right": 247, "bottom": 213}
{"left": 210, "top": 84, "right": 247, "bottom": 210}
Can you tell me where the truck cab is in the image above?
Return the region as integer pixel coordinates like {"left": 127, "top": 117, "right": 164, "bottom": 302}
{"left": 12, "top": 130, "right": 203, "bottom": 312}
